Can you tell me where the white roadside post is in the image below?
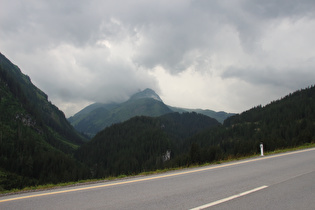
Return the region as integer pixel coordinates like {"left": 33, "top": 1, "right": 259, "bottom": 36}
{"left": 260, "top": 143, "right": 264, "bottom": 156}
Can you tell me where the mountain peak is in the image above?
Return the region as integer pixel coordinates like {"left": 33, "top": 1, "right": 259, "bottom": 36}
{"left": 129, "top": 88, "right": 162, "bottom": 102}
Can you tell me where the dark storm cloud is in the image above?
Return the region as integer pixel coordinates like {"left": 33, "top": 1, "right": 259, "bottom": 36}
{"left": 222, "top": 66, "right": 315, "bottom": 90}
{"left": 1, "top": 0, "right": 315, "bottom": 116}
{"left": 244, "top": 0, "right": 315, "bottom": 19}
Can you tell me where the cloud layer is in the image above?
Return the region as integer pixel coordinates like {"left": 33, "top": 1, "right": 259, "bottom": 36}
{"left": 1, "top": 0, "right": 315, "bottom": 116}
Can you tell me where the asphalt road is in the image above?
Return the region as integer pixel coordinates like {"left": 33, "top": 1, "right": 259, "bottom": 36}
{"left": 1, "top": 148, "right": 315, "bottom": 210}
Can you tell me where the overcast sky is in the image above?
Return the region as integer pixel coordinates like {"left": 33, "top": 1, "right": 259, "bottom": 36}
{"left": 1, "top": 0, "right": 315, "bottom": 117}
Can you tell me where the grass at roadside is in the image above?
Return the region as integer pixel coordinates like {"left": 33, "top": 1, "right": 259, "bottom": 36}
{"left": 264, "top": 142, "right": 315, "bottom": 155}
{"left": 1, "top": 142, "right": 314, "bottom": 195}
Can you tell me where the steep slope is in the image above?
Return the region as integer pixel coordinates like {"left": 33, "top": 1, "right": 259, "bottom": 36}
{"left": 68, "top": 102, "right": 119, "bottom": 127}
{"left": 75, "top": 112, "right": 220, "bottom": 178}
{"left": 68, "top": 102, "right": 119, "bottom": 137}
{"left": 68, "top": 89, "right": 173, "bottom": 137}
{"left": 0, "top": 53, "right": 86, "bottom": 147}
{"left": 0, "top": 53, "right": 89, "bottom": 190}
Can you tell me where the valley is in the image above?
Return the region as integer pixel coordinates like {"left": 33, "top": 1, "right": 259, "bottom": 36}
{"left": 1, "top": 52, "right": 315, "bottom": 192}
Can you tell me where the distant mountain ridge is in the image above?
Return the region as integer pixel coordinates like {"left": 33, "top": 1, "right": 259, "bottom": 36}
{"left": 1, "top": 52, "right": 314, "bottom": 192}
{"left": 75, "top": 85, "right": 315, "bottom": 178}
{"left": 168, "top": 106, "right": 234, "bottom": 124}
{"left": 68, "top": 89, "right": 173, "bottom": 137}
{"left": 68, "top": 88, "right": 234, "bottom": 137}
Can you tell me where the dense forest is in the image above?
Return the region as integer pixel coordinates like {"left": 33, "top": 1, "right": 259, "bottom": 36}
{"left": 177, "top": 86, "right": 315, "bottom": 165}
{"left": 75, "top": 112, "right": 220, "bottom": 177}
{"left": 0, "top": 53, "right": 90, "bottom": 191}
{"left": 1, "top": 52, "right": 315, "bottom": 191}
{"left": 76, "top": 86, "right": 315, "bottom": 176}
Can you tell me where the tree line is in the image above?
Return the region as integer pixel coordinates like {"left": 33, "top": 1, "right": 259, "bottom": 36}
{"left": 1, "top": 52, "right": 315, "bottom": 191}
{"left": 75, "top": 86, "right": 315, "bottom": 176}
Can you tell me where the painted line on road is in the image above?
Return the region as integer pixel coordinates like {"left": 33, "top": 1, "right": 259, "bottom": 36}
{"left": 190, "top": 185, "right": 268, "bottom": 210}
{"left": 0, "top": 147, "right": 314, "bottom": 203}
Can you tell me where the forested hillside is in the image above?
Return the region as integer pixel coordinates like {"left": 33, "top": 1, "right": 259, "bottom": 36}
{"left": 68, "top": 88, "right": 233, "bottom": 138}
{"left": 176, "top": 86, "right": 315, "bottom": 165}
{"left": 76, "top": 86, "right": 315, "bottom": 178}
{"left": 1, "top": 52, "right": 314, "bottom": 191}
{"left": 75, "top": 112, "right": 220, "bottom": 178}
{"left": 0, "top": 53, "right": 90, "bottom": 191}
{"left": 168, "top": 107, "right": 234, "bottom": 123}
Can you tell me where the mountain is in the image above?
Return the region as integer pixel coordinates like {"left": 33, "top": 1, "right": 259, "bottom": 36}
{"left": 68, "top": 88, "right": 173, "bottom": 137}
{"left": 2, "top": 52, "right": 314, "bottom": 190}
{"left": 129, "top": 88, "right": 163, "bottom": 101}
{"left": 69, "top": 88, "right": 233, "bottom": 137}
{"left": 168, "top": 106, "right": 234, "bottom": 123}
{"left": 178, "top": 85, "right": 315, "bottom": 164}
{"left": 0, "top": 53, "right": 89, "bottom": 190}
{"left": 75, "top": 85, "right": 315, "bottom": 179}
{"left": 75, "top": 112, "right": 220, "bottom": 178}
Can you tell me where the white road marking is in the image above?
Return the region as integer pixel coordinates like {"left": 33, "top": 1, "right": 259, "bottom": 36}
{"left": 190, "top": 185, "right": 268, "bottom": 210}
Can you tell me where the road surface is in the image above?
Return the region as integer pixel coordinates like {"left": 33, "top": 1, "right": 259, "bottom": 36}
{"left": 1, "top": 148, "right": 315, "bottom": 209}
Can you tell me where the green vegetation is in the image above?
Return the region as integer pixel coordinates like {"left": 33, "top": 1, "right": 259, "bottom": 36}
{"left": 0, "top": 53, "right": 90, "bottom": 191}
{"left": 68, "top": 88, "right": 233, "bottom": 138}
{"left": 168, "top": 107, "right": 234, "bottom": 123}
{"left": 68, "top": 92, "right": 173, "bottom": 138}
{"left": 2, "top": 143, "right": 314, "bottom": 195}
{"left": 75, "top": 86, "right": 315, "bottom": 179}
{"left": 75, "top": 112, "right": 219, "bottom": 178}
{"left": 177, "top": 85, "right": 315, "bottom": 165}
{"left": 1, "top": 52, "right": 315, "bottom": 193}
